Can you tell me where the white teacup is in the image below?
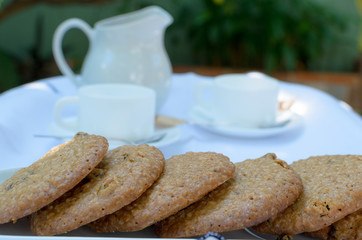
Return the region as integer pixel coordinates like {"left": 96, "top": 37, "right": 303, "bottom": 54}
{"left": 54, "top": 83, "right": 156, "bottom": 141}
{"left": 194, "top": 72, "right": 280, "bottom": 128}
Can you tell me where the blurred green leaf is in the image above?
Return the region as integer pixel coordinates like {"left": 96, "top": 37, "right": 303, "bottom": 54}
{"left": 0, "top": 51, "right": 20, "bottom": 92}
{"left": 182, "top": 0, "right": 354, "bottom": 71}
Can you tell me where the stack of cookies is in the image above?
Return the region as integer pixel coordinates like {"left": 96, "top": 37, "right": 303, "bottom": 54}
{"left": 0, "top": 132, "right": 360, "bottom": 240}
{"left": 0, "top": 132, "right": 236, "bottom": 236}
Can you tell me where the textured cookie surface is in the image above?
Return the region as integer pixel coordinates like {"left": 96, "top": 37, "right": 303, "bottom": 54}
{"left": 253, "top": 155, "right": 362, "bottom": 235}
{"left": 305, "top": 209, "right": 362, "bottom": 240}
{"left": 154, "top": 153, "right": 303, "bottom": 238}
{"left": 0, "top": 132, "right": 108, "bottom": 224}
{"left": 89, "top": 151, "right": 235, "bottom": 232}
{"left": 31, "top": 144, "right": 165, "bottom": 236}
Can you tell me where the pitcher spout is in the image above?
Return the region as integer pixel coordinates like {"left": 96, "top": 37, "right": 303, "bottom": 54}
{"left": 95, "top": 5, "right": 173, "bottom": 31}
{"left": 143, "top": 6, "right": 173, "bottom": 28}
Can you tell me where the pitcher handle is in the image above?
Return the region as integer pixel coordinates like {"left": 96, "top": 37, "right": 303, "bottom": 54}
{"left": 52, "top": 18, "right": 93, "bottom": 86}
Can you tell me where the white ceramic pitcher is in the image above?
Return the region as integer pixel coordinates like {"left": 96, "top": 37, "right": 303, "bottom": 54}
{"left": 53, "top": 6, "right": 173, "bottom": 110}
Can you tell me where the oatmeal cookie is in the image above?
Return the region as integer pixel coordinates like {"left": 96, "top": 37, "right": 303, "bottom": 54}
{"left": 305, "top": 209, "right": 362, "bottom": 240}
{"left": 89, "top": 151, "right": 235, "bottom": 232}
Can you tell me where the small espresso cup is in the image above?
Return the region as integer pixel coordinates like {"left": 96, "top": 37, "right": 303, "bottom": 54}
{"left": 54, "top": 83, "right": 156, "bottom": 141}
{"left": 194, "top": 73, "right": 279, "bottom": 128}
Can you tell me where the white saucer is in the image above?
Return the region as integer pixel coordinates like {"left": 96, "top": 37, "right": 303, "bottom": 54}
{"left": 46, "top": 118, "right": 181, "bottom": 149}
{"left": 189, "top": 106, "right": 303, "bottom": 138}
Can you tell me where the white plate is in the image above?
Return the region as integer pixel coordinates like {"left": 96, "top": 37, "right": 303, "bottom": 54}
{"left": 245, "top": 229, "right": 315, "bottom": 240}
{"left": 189, "top": 106, "right": 303, "bottom": 138}
{"left": 0, "top": 168, "right": 314, "bottom": 240}
{"left": 46, "top": 118, "right": 181, "bottom": 149}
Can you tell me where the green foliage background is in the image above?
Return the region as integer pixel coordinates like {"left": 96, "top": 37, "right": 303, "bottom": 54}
{"left": 0, "top": 0, "right": 360, "bottom": 92}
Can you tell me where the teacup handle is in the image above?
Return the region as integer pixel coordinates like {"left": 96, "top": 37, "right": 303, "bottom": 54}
{"left": 194, "top": 81, "right": 214, "bottom": 112}
{"left": 54, "top": 96, "right": 79, "bottom": 131}
{"left": 53, "top": 18, "right": 93, "bottom": 86}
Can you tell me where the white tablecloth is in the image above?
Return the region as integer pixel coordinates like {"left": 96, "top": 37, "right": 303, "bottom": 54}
{"left": 1, "top": 72, "right": 361, "bottom": 169}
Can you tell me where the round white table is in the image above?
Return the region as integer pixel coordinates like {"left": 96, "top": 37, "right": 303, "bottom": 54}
{"left": 0, "top": 72, "right": 361, "bottom": 239}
